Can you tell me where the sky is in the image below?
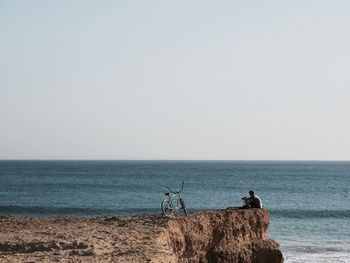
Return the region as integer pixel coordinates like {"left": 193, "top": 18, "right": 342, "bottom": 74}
{"left": 1, "top": 0, "right": 350, "bottom": 160}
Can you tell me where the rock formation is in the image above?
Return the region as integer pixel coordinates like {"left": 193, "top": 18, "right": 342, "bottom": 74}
{"left": 0, "top": 209, "right": 283, "bottom": 262}
{"left": 153, "top": 209, "right": 283, "bottom": 263}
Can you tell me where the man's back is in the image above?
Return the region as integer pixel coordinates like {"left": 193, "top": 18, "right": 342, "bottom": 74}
{"left": 250, "top": 195, "right": 262, "bottom": 208}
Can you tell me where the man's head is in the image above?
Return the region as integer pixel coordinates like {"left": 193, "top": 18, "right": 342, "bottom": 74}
{"left": 249, "top": 190, "right": 255, "bottom": 197}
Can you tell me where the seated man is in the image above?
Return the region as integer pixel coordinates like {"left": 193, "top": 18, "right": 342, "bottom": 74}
{"left": 241, "top": 190, "right": 262, "bottom": 209}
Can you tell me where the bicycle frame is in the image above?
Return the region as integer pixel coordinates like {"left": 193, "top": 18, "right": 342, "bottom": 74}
{"left": 166, "top": 192, "right": 182, "bottom": 210}
{"left": 161, "top": 181, "right": 188, "bottom": 216}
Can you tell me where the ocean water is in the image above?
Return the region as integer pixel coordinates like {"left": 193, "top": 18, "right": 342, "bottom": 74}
{"left": 0, "top": 160, "right": 349, "bottom": 262}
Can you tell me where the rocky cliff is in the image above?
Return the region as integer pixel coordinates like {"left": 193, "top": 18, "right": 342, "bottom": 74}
{"left": 0, "top": 209, "right": 283, "bottom": 263}
{"left": 153, "top": 209, "right": 283, "bottom": 263}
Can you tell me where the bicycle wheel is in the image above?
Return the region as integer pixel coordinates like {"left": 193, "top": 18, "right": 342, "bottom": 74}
{"left": 161, "top": 199, "right": 173, "bottom": 216}
{"left": 180, "top": 198, "right": 188, "bottom": 216}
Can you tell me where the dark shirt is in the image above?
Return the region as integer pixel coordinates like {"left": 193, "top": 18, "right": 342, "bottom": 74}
{"left": 249, "top": 195, "right": 262, "bottom": 208}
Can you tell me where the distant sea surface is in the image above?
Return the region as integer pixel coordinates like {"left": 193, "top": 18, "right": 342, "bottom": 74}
{"left": 1, "top": 160, "right": 349, "bottom": 262}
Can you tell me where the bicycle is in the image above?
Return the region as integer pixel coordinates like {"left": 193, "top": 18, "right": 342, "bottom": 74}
{"left": 161, "top": 181, "right": 188, "bottom": 216}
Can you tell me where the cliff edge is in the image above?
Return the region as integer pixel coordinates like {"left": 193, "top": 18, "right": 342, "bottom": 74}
{"left": 153, "top": 209, "right": 283, "bottom": 263}
{"left": 0, "top": 209, "right": 283, "bottom": 263}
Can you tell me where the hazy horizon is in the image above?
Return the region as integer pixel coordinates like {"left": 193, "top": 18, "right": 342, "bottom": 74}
{"left": 1, "top": 1, "right": 350, "bottom": 160}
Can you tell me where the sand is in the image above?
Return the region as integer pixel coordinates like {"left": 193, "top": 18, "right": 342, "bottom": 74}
{"left": 0, "top": 209, "right": 283, "bottom": 263}
{"left": 0, "top": 215, "right": 169, "bottom": 262}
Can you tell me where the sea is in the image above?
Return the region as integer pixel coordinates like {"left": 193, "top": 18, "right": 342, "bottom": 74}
{"left": 0, "top": 160, "right": 349, "bottom": 263}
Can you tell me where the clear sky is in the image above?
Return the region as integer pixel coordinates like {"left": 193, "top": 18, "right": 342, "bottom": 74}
{"left": 1, "top": 0, "right": 350, "bottom": 160}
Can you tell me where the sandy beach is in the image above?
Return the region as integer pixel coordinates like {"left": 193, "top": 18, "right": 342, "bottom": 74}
{"left": 0, "top": 215, "right": 168, "bottom": 262}
{"left": 0, "top": 209, "right": 283, "bottom": 263}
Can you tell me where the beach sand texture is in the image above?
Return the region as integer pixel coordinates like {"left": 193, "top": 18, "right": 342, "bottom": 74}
{"left": 0, "top": 209, "right": 283, "bottom": 262}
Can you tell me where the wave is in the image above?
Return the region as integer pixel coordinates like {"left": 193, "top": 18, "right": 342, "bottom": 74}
{"left": 284, "top": 252, "right": 350, "bottom": 263}
{"left": 284, "top": 244, "right": 348, "bottom": 253}
{"left": 270, "top": 209, "right": 350, "bottom": 219}
{"left": 0, "top": 205, "right": 160, "bottom": 216}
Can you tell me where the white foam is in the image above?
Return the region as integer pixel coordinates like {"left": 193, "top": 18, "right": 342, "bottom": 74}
{"left": 284, "top": 252, "right": 350, "bottom": 263}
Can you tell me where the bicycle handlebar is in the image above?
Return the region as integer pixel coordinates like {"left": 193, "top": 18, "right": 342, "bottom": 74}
{"left": 165, "top": 181, "right": 184, "bottom": 194}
